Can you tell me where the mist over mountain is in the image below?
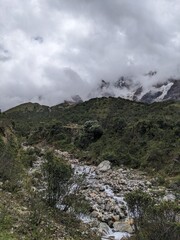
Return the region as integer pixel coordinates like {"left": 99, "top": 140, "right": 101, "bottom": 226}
{"left": 1, "top": 0, "right": 180, "bottom": 110}
{"left": 90, "top": 74, "right": 180, "bottom": 103}
{"left": 1, "top": 2, "right": 180, "bottom": 239}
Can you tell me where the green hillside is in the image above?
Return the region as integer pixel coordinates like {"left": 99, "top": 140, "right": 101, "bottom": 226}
{"left": 0, "top": 97, "right": 179, "bottom": 239}
{"left": 5, "top": 102, "right": 49, "bottom": 113}
{"left": 3, "top": 97, "right": 180, "bottom": 176}
{"left": 0, "top": 112, "right": 99, "bottom": 240}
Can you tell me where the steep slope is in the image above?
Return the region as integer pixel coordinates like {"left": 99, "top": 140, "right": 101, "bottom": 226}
{"left": 91, "top": 77, "right": 180, "bottom": 103}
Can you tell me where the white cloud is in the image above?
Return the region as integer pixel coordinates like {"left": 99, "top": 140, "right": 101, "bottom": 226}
{"left": 0, "top": 0, "right": 180, "bottom": 110}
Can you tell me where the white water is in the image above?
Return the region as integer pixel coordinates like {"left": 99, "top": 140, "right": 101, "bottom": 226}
{"left": 102, "top": 232, "right": 130, "bottom": 240}
{"left": 72, "top": 164, "right": 132, "bottom": 240}
{"left": 25, "top": 146, "right": 132, "bottom": 240}
{"left": 104, "top": 185, "right": 126, "bottom": 205}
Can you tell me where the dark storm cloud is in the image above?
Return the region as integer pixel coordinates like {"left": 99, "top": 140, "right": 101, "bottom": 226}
{"left": 0, "top": 0, "right": 180, "bottom": 110}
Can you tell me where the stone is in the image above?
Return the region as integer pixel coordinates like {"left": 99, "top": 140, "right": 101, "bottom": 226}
{"left": 113, "top": 220, "right": 134, "bottom": 234}
{"left": 97, "top": 161, "right": 111, "bottom": 172}
{"left": 163, "top": 193, "right": 176, "bottom": 202}
{"left": 112, "top": 215, "right": 120, "bottom": 222}
{"left": 91, "top": 211, "right": 99, "bottom": 218}
{"left": 99, "top": 185, "right": 105, "bottom": 192}
{"left": 103, "top": 214, "right": 111, "bottom": 223}
{"left": 92, "top": 204, "right": 99, "bottom": 210}
{"left": 98, "top": 222, "right": 112, "bottom": 236}
{"left": 146, "top": 181, "right": 152, "bottom": 187}
{"left": 119, "top": 212, "right": 126, "bottom": 219}
{"left": 108, "top": 220, "right": 114, "bottom": 228}
{"left": 105, "top": 203, "right": 111, "bottom": 211}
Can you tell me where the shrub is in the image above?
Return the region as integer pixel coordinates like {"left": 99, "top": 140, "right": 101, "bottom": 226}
{"left": 75, "top": 120, "right": 103, "bottom": 149}
{"left": 125, "top": 190, "right": 154, "bottom": 233}
{"left": 125, "top": 190, "right": 180, "bottom": 240}
{"left": 20, "top": 149, "right": 37, "bottom": 168}
{"left": 0, "top": 136, "right": 22, "bottom": 191}
{"left": 43, "top": 151, "right": 72, "bottom": 207}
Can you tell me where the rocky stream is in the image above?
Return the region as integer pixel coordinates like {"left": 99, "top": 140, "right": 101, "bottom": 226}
{"left": 54, "top": 150, "right": 177, "bottom": 240}
{"left": 26, "top": 146, "right": 177, "bottom": 240}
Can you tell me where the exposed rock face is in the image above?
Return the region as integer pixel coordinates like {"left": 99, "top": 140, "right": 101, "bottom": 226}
{"left": 71, "top": 95, "right": 83, "bottom": 103}
{"left": 140, "top": 79, "right": 180, "bottom": 103}
{"left": 90, "top": 75, "right": 180, "bottom": 104}
{"left": 100, "top": 80, "right": 110, "bottom": 89}
{"left": 163, "top": 79, "right": 180, "bottom": 101}
{"left": 114, "top": 77, "right": 133, "bottom": 89}
{"left": 141, "top": 91, "right": 163, "bottom": 103}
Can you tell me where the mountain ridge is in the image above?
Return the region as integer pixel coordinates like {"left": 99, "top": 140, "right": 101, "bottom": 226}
{"left": 3, "top": 77, "right": 180, "bottom": 114}
{"left": 92, "top": 77, "right": 180, "bottom": 104}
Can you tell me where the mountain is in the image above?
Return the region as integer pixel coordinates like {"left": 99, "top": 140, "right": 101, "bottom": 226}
{"left": 90, "top": 75, "right": 180, "bottom": 104}
{"left": 5, "top": 102, "right": 50, "bottom": 113}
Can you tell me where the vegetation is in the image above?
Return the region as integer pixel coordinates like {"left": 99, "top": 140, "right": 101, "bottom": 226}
{"left": 43, "top": 151, "right": 72, "bottom": 207}
{"left": 125, "top": 190, "right": 180, "bottom": 240}
{"left": 0, "top": 121, "right": 99, "bottom": 240}
{"left": 0, "top": 120, "right": 22, "bottom": 191}
{"left": 0, "top": 97, "right": 179, "bottom": 239}
{"left": 3, "top": 97, "right": 179, "bottom": 176}
{"left": 74, "top": 120, "right": 103, "bottom": 149}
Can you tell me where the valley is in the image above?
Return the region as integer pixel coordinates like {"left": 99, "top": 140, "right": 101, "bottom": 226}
{"left": 0, "top": 97, "right": 179, "bottom": 240}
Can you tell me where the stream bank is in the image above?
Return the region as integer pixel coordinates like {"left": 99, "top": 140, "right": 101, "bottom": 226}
{"left": 54, "top": 149, "right": 177, "bottom": 240}
{"left": 25, "top": 145, "right": 177, "bottom": 240}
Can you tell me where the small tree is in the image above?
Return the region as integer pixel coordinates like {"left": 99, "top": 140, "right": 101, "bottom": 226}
{"left": 0, "top": 136, "right": 21, "bottom": 191}
{"left": 43, "top": 151, "right": 72, "bottom": 207}
{"left": 125, "top": 190, "right": 154, "bottom": 233}
{"left": 125, "top": 190, "right": 180, "bottom": 240}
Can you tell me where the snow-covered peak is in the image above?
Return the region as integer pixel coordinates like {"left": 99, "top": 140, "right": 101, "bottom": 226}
{"left": 89, "top": 74, "right": 180, "bottom": 104}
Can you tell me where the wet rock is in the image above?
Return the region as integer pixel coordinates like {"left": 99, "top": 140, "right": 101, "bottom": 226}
{"left": 51, "top": 147, "right": 176, "bottom": 238}
{"left": 91, "top": 211, "right": 99, "bottom": 218}
{"left": 113, "top": 220, "right": 134, "bottom": 234}
{"left": 99, "top": 185, "right": 105, "bottom": 192}
{"left": 98, "top": 222, "right": 112, "bottom": 235}
{"left": 97, "top": 161, "right": 111, "bottom": 172}
{"left": 112, "top": 215, "right": 120, "bottom": 222}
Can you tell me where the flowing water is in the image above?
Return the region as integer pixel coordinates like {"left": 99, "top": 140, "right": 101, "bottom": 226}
{"left": 27, "top": 146, "right": 135, "bottom": 239}
{"left": 72, "top": 163, "right": 131, "bottom": 240}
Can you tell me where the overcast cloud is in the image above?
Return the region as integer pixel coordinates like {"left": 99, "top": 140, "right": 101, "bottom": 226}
{"left": 0, "top": 0, "right": 180, "bottom": 110}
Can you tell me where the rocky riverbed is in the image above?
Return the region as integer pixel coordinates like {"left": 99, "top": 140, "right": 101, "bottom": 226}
{"left": 54, "top": 149, "right": 177, "bottom": 240}
{"left": 25, "top": 146, "right": 177, "bottom": 240}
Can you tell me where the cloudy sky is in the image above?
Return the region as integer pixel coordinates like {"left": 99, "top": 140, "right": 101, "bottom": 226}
{"left": 0, "top": 0, "right": 180, "bottom": 110}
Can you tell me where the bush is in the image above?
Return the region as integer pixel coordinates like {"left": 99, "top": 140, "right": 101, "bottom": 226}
{"left": 20, "top": 149, "right": 37, "bottom": 168}
{"left": 125, "top": 190, "right": 154, "bottom": 233}
{"left": 43, "top": 151, "right": 72, "bottom": 207}
{"left": 0, "top": 136, "right": 22, "bottom": 191}
{"left": 125, "top": 190, "right": 180, "bottom": 240}
{"left": 75, "top": 120, "right": 103, "bottom": 149}
{"left": 169, "top": 175, "right": 180, "bottom": 191}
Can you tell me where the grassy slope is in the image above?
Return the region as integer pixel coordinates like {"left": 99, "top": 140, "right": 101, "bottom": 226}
{"left": 0, "top": 119, "right": 100, "bottom": 240}
{"left": 3, "top": 97, "right": 180, "bottom": 176}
